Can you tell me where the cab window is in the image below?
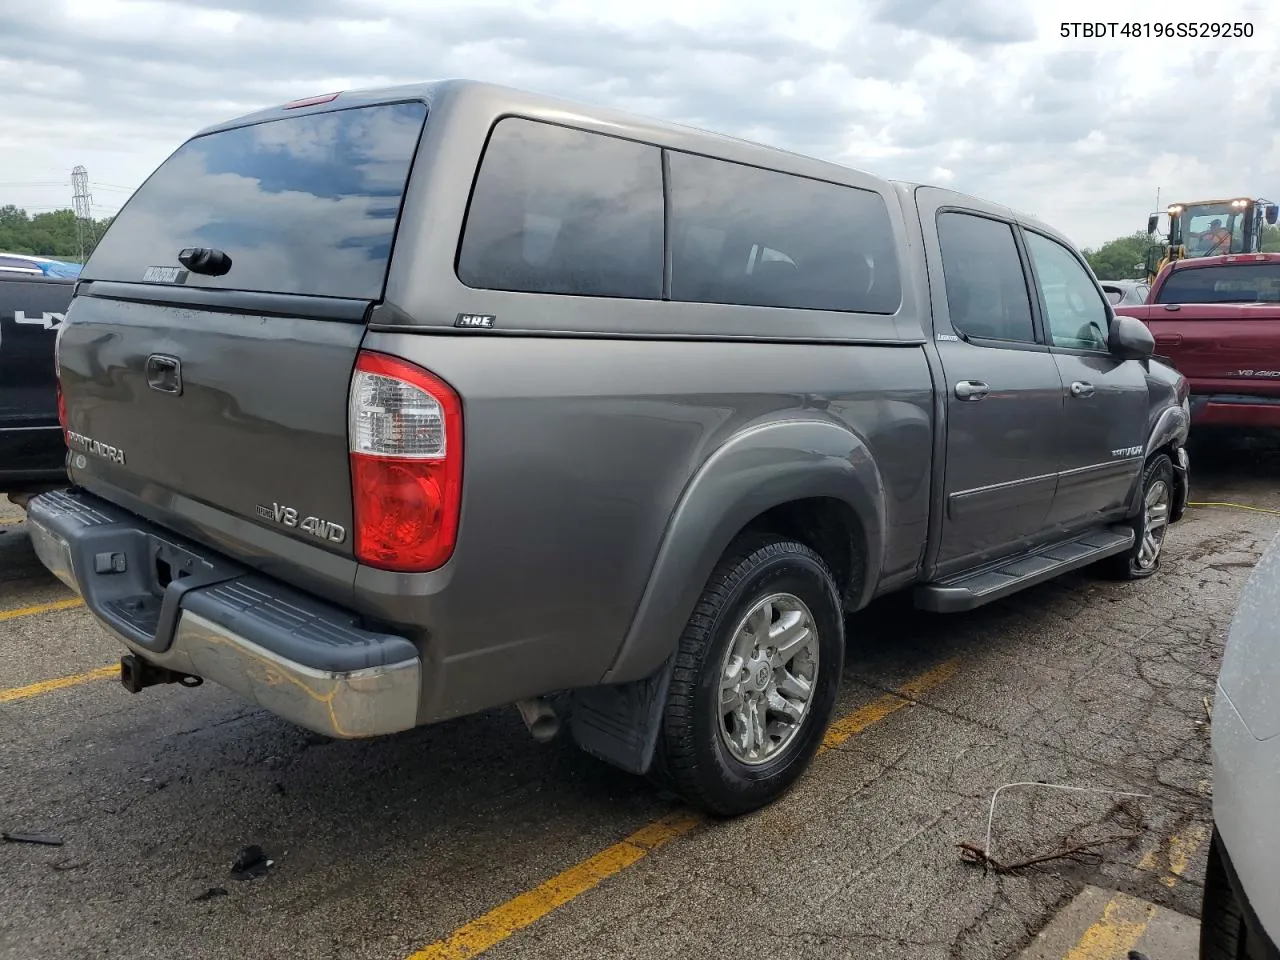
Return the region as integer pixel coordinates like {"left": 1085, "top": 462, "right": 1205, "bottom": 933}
{"left": 935, "top": 212, "right": 1035, "bottom": 343}
{"left": 1023, "top": 231, "right": 1110, "bottom": 352}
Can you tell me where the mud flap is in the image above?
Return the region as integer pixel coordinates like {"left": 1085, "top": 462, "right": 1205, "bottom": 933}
{"left": 568, "top": 654, "right": 675, "bottom": 776}
{"left": 1170, "top": 444, "right": 1190, "bottom": 523}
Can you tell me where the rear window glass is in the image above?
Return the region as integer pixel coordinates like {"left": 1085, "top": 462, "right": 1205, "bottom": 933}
{"left": 667, "top": 152, "right": 902, "bottom": 314}
{"left": 1156, "top": 262, "right": 1280, "bottom": 304}
{"left": 82, "top": 101, "right": 428, "bottom": 300}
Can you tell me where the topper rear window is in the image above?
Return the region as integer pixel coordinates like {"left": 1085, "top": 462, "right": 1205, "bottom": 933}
{"left": 82, "top": 101, "right": 427, "bottom": 300}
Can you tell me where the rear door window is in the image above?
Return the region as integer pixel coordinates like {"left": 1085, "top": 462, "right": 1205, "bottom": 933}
{"left": 667, "top": 152, "right": 901, "bottom": 314}
{"left": 935, "top": 212, "right": 1036, "bottom": 343}
{"left": 456, "top": 118, "right": 664, "bottom": 300}
{"left": 82, "top": 101, "right": 428, "bottom": 300}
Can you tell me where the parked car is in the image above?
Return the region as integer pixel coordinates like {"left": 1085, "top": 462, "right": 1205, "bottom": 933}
{"left": 25, "top": 80, "right": 1191, "bottom": 816}
{"left": 1115, "top": 253, "right": 1280, "bottom": 430}
{"left": 1202, "top": 529, "right": 1280, "bottom": 960}
{"left": 0, "top": 270, "right": 72, "bottom": 495}
{"left": 1100, "top": 279, "right": 1150, "bottom": 307}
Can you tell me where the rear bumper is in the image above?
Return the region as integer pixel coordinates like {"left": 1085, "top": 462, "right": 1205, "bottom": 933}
{"left": 26, "top": 488, "right": 421, "bottom": 739}
{"left": 1189, "top": 393, "right": 1280, "bottom": 428}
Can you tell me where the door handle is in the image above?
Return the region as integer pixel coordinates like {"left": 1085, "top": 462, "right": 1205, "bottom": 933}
{"left": 1155, "top": 333, "right": 1182, "bottom": 345}
{"left": 954, "top": 380, "right": 989, "bottom": 401}
{"left": 1069, "top": 381, "right": 1095, "bottom": 399}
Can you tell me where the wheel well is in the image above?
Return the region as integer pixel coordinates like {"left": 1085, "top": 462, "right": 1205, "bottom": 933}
{"left": 738, "top": 497, "right": 866, "bottom": 608}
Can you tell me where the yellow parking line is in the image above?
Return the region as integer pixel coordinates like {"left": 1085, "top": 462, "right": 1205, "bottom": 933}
{"left": 1063, "top": 824, "right": 1210, "bottom": 959}
{"left": 0, "top": 597, "right": 84, "bottom": 622}
{"left": 0, "top": 664, "right": 118, "bottom": 704}
{"left": 823, "top": 660, "right": 959, "bottom": 750}
{"left": 1188, "top": 500, "right": 1280, "bottom": 518}
{"left": 0, "top": 516, "right": 23, "bottom": 526}
{"left": 1161, "top": 822, "right": 1209, "bottom": 888}
{"left": 406, "top": 658, "right": 959, "bottom": 960}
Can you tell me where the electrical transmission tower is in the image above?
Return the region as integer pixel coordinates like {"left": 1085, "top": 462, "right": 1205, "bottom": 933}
{"left": 71, "top": 165, "right": 94, "bottom": 261}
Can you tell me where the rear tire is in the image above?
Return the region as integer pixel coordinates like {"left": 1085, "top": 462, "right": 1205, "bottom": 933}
{"left": 1200, "top": 829, "right": 1248, "bottom": 960}
{"left": 1100, "top": 453, "right": 1175, "bottom": 581}
{"left": 650, "top": 535, "right": 844, "bottom": 817}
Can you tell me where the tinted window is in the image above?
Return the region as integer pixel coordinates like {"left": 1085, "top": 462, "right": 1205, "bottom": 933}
{"left": 935, "top": 212, "right": 1035, "bottom": 342}
{"left": 1023, "top": 231, "right": 1109, "bottom": 351}
{"left": 667, "top": 152, "right": 901, "bottom": 313}
{"left": 1155, "top": 262, "right": 1280, "bottom": 304}
{"left": 457, "top": 119, "right": 663, "bottom": 299}
{"left": 82, "top": 102, "right": 427, "bottom": 299}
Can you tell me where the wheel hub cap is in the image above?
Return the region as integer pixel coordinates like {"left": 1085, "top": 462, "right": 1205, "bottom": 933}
{"left": 1138, "top": 479, "right": 1171, "bottom": 569}
{"left": 717, "top": 593, "right": 820, "bottom": 766}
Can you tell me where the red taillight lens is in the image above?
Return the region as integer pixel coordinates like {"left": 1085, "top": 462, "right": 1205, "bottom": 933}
{"left": 54, "top": 323, "right": 67, "bottom": 435}
{"left": 56, "top": 380, "right": 66, "bottom": 434}
{"left": 348, "top": 351, "right": 462, "bottom": 572}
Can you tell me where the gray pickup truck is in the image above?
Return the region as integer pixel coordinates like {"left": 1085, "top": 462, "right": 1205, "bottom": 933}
{"left": 26, "top": 81, "right": 1190, "bottom": 816}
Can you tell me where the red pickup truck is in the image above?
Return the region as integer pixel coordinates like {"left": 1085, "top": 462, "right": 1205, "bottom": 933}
{"left": 1115, "top": 252, "right": 1280, "bottom": 429}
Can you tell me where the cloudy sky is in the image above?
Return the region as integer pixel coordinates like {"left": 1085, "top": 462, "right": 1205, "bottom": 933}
{"left": 2, "top": 0, "right": 1277, "bottom": 250}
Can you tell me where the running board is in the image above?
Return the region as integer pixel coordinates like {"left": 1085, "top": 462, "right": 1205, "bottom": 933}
{"left": 913, "top": 526, "right": 1135, "bottom": 613}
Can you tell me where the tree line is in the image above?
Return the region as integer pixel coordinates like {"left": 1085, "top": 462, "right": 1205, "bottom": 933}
{"left": 1083, "top": 224, "right": 1280, "bottom": 280}
{"left": 0, "top": 205, "right": 115, "bottom": 263}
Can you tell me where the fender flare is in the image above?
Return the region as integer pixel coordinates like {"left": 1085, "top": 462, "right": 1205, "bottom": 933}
{"left": 569, "top": 417, "right": 888, "bottom": 776}
{"left": 1145, "top": 402, "right": 1190, "bottom": 459}
{"left": 603, "top": 416, "right": 887, "bottom": 686}
{"left": 1126, "top": 407, "right": 1192, "bottom": 527}
{"left": 1126, "top": 402, "right": 1191, "bottom": 517}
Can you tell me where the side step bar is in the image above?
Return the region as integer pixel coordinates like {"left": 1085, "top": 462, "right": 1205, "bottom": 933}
{"left": 913, "top": 525, "right": 1135, "bottom": 613}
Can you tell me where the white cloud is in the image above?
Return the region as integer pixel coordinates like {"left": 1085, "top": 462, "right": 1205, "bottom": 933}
{"left": 1, "top": 0, "right": 1277, "bottom": 248}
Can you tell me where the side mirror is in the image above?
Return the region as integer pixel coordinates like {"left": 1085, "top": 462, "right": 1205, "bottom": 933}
{"left": 1267, "top": 204, "right": 1278, "bottom": 225}
{"left": 1147, "top": 213, "right": 1159, "bottom": 235}
{"left": 1110, "top": 315, "right": 1155, "bottom": 360}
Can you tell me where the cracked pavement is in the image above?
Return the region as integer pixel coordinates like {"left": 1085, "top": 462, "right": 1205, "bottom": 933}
{"left": 2, "top": 430, "right": 1278, "bottom": 960}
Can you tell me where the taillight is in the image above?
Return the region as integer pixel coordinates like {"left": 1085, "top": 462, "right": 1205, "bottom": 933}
{"left": 54, "top": 323, "right": 67, "bottom": 435}
{"left": 348, "top": 351, "right": 463, "bottom": 572}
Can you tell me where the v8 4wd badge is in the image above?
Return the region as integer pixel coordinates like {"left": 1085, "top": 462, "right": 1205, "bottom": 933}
{"left": 255, "top": 502, "right": 346, "bottom": 543}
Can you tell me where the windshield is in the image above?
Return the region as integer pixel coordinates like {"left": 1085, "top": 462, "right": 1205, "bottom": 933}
{"left": 1155, "top": 262, "right": 1280, "bottom": 304}
{"left": 1176, "top": 202, "right": 1246, "bottom": 257}
{"left": 83, "top": 101, "right": 428, "bottom": 300}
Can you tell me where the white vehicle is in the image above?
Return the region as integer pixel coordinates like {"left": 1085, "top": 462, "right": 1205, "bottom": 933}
{"left": 1203, "top": 529, "right": 1280, "bottom": 960}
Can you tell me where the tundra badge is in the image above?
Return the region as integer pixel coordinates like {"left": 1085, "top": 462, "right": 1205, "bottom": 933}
{"left": 66, "top": 431, "right": 126, "bottom": 466}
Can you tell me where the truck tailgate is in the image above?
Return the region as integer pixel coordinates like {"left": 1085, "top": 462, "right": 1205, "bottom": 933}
{"left": 58, "top": 289, "right": 364, "bottom": 557}
{"left": 1142, "top": 304, "right": 1280, "bottom": 397}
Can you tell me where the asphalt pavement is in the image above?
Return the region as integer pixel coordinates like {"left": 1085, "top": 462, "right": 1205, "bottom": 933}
{"left": 2, "top": 431, "right": 1278, "bottom": 960}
